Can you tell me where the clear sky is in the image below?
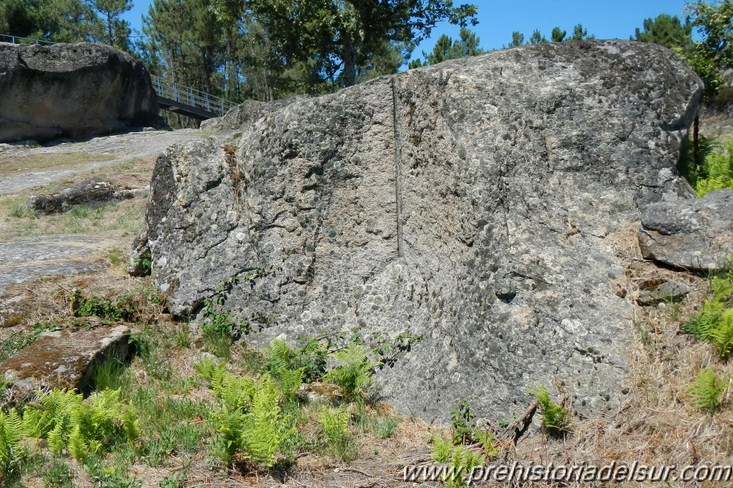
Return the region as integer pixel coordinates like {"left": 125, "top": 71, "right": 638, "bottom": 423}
{"left": 123, "top": 0, "right": 692, "bottom": 60}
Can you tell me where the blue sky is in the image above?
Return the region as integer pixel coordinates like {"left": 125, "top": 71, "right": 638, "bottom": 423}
{"left": 123, "top": 0, "right": 692, "bottom": 60}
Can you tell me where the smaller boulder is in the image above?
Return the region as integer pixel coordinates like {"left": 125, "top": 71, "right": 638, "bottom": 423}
{"left": 637, "top": 280, "right": 691, "bottom": 306}
{"left": 638, "top": 190, "right": 733, "bottom": 272}
{"left": 0, "top": 325, "right": 130, "bottom": 407}
{"left": 28, "top": 179, "right": 145, "bottom": 214}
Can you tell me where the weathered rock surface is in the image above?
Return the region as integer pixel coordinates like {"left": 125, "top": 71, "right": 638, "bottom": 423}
{"left": 0, "top": 235, "right": 107, "bottom": 296}
{"left": 140, "top": 40, "right": 702, "bottom": 421}
{"left": 0, "top": 42, "right": 159, "bottom": 143}
{"left": 28, "top": 178, "right": 146, "bottom": 214}
{"left": 200, "top": 99, "right": 296, "bottom": 133}
{"left": 1, "top": 326, "right": 130, "bottom": 406}
{"left": 638, "top": 189, "right": 733, "bottom": 271}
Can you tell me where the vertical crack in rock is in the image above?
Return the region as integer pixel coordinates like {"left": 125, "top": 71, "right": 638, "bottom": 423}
{"left": 391, "top": 77, "right": 404, "bottom": 258}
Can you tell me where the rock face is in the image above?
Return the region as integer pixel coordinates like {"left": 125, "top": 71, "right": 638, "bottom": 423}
{"left": 200, "top": 99, "right": 296, "bottom": 133}
{"left": 0, "top": 42, "right": 159, "bottom": 143}
{"left": 140, "top": 40, "right": 702, "bottom": 421}
{"left": 638, "top": 190, "right": 733, "bottom": 271}
{"left": 1, "top": 326, "right": 130, "bottom": 407}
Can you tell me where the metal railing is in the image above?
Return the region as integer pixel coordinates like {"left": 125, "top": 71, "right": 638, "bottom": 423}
{"left": 151, "top": 76, "right": 235, "bottom": 117}
{"left": 0, "top": 34, "right": 55, "bottom": 45}
{"left": 1, "top": 33, "right": 235, "bottom": 119}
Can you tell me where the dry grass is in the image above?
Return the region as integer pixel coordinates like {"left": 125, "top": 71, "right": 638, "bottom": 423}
{"left": 0, "top": 152, "right": 116, "bottom": 177}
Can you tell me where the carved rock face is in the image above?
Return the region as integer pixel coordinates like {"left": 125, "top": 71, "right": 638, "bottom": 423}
{"left": 140, "top": 40, "right": 702, "bottom": 421}
{"left": 0, "top": 42, "right": 159, "bottom": 143}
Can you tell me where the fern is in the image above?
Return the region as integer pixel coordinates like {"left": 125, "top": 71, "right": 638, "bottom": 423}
{"left": 213, "top": 372, "right": 256, "bottom": 411}
{"left": 0, "top": 409, "right": 26, "bottom": 478}
{"left": 710, "top": 309, "right": 733, "bottom": 359}
{"left": 194, "top": 356, "right": 226, "bottom": 388}
{"left": 530, "top": 385, "right": 571, "bottom": 434}
{"left": 22, "top": 388, "right": 139, "bottom": 462}
{"left": 324, "top": 344, "right": 381, "bottom": 402}
{"left": 445, "top": 445, "right": 485, "bottom": 488}
{"left": 690, "top": 367, "right": 727, "bottom": 413}
{"left": 474, "top": 428, "right": 502, "bottom": 458}
{"left": 431, "top": 438, "right": 485, "bottom": 488}
{"left": 319, "top": 406, "right": 349, "bottom": 445}
{"left": 239, "top": 375, "right": 295, "bottom": 468}
{"left": 430, "top": 436, "right": 453, "bottom": 463}
{"left": 684, "top": 273, "right": 733, "bottom": 359}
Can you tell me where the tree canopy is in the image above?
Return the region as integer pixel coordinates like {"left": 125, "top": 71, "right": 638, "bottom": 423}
{"left": 408, "top": 27, "right": 484, "bottom": 68}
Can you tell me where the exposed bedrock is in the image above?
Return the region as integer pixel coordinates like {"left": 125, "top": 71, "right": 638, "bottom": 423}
{"left": 139, "top": 40, "right": 703, "bottom": 421}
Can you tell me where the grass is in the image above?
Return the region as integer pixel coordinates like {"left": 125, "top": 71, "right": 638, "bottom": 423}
{"left": 0, "top": 197, "right": 146, "bottom": 241}
{"left": 0, "top": 153, "right": 116, "bottom": 177}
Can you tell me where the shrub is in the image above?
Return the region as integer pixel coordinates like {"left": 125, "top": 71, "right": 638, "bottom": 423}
{"left": 529, "top": 385, "right": 570, "bottom": 435}
{"left": 690, "top": 367, "right": 727, "bottom": 413}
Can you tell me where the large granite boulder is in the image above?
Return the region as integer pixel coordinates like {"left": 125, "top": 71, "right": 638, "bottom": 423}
{"left": 0, "top": 42, "right": 159, "bottom": 143}
{"left": 639, "top": 189, "right": 733, "bottom": 271}
{"left": 138, "top": 40, "right": 702, "bottom": 421}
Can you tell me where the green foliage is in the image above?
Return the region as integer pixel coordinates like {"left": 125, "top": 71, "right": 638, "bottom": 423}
{"left": 324, "top": 343, "right": 381, "bottom": 402}
{"left": 22, "top": 389, "right": 140, "bottom": 462}
{"left": 690, "top": 367, "right": 727, "bottom": 412}
{"left": 375, "top": 417, "right": 398, "bottom": 439}
{"left": 240, "top": 378, "right": 295, "bottom": 467}
{"left": 529, "top": 385, "right": 571, "bottom": 435}
{"left": 409, "top": 27, "right": 484, "bottom": 68}
{"left": 551, "top": 27, "right": 566, "bottom": 43}
{"left": 473, "top": 427, "right": 501, "bottom": 458}
{"left": 318, "top": 406, "right": 355, "bottom": 461}
{"left": 431, "top": 436, "right": 453, "bottom": 463}
{"left": 507, "top": 31, "right": 524, "bottom": 48}
{"left": 90, "top": 0, "right": 133, "bottom": 50}
{"left": 204, "top": 366, "right": 295, "bottom": 468}
{"left": 430, "top": 437, "right": 485, "bottom": 488}
{"left": 194, "top": 356, "right": 227, "bottom": 388}
{"left": 507, "top": 24, "right": 593, "bottom": 48}
{"left": 91, "top": 355, "right": 128, "bottom": 391}
{"left": 529, "top": 29, "right": 547, "bottom": 45}
{"left": 200, "top": 294, "right": 241, "bottom": 358}
{"left": 44, "top": 461, "right": 73, "bottom": 487}
{"left": 450, "top": 400, "right": 476, "bottom": 445}
{"left": 70, "top": 289, "right": 137, "bottom": 323}
{"left": 693, "top": 141, "right": 733, "bottom": 197}
{"left": 0, "top": 409, "right": 26, "bottom": 479}
{"left": 632, "top": 13, "right": 693, "bottom": 49}
{"left": 684, "top": 272, "right": 733, "bottom": 359}
{"left": 571, "top": 23, "right": 593, "bottom": 40}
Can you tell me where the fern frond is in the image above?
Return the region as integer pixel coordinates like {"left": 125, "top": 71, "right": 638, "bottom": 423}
{"left": 239, "top": 375, "right": 294, "bottom": 468}
{"left": 690, "top": 367, "right": 727, "bottom": 412}
{"left": 430, "top": 436, "right": 453, "bottom": 463}
{"left": 68, "top": 424, "right": 88, "bottom": 462}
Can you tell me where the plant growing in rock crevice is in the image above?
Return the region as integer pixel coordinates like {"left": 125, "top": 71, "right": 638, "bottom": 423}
{"left": 530, "top": 385, "right": 571, "bottom": 436}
